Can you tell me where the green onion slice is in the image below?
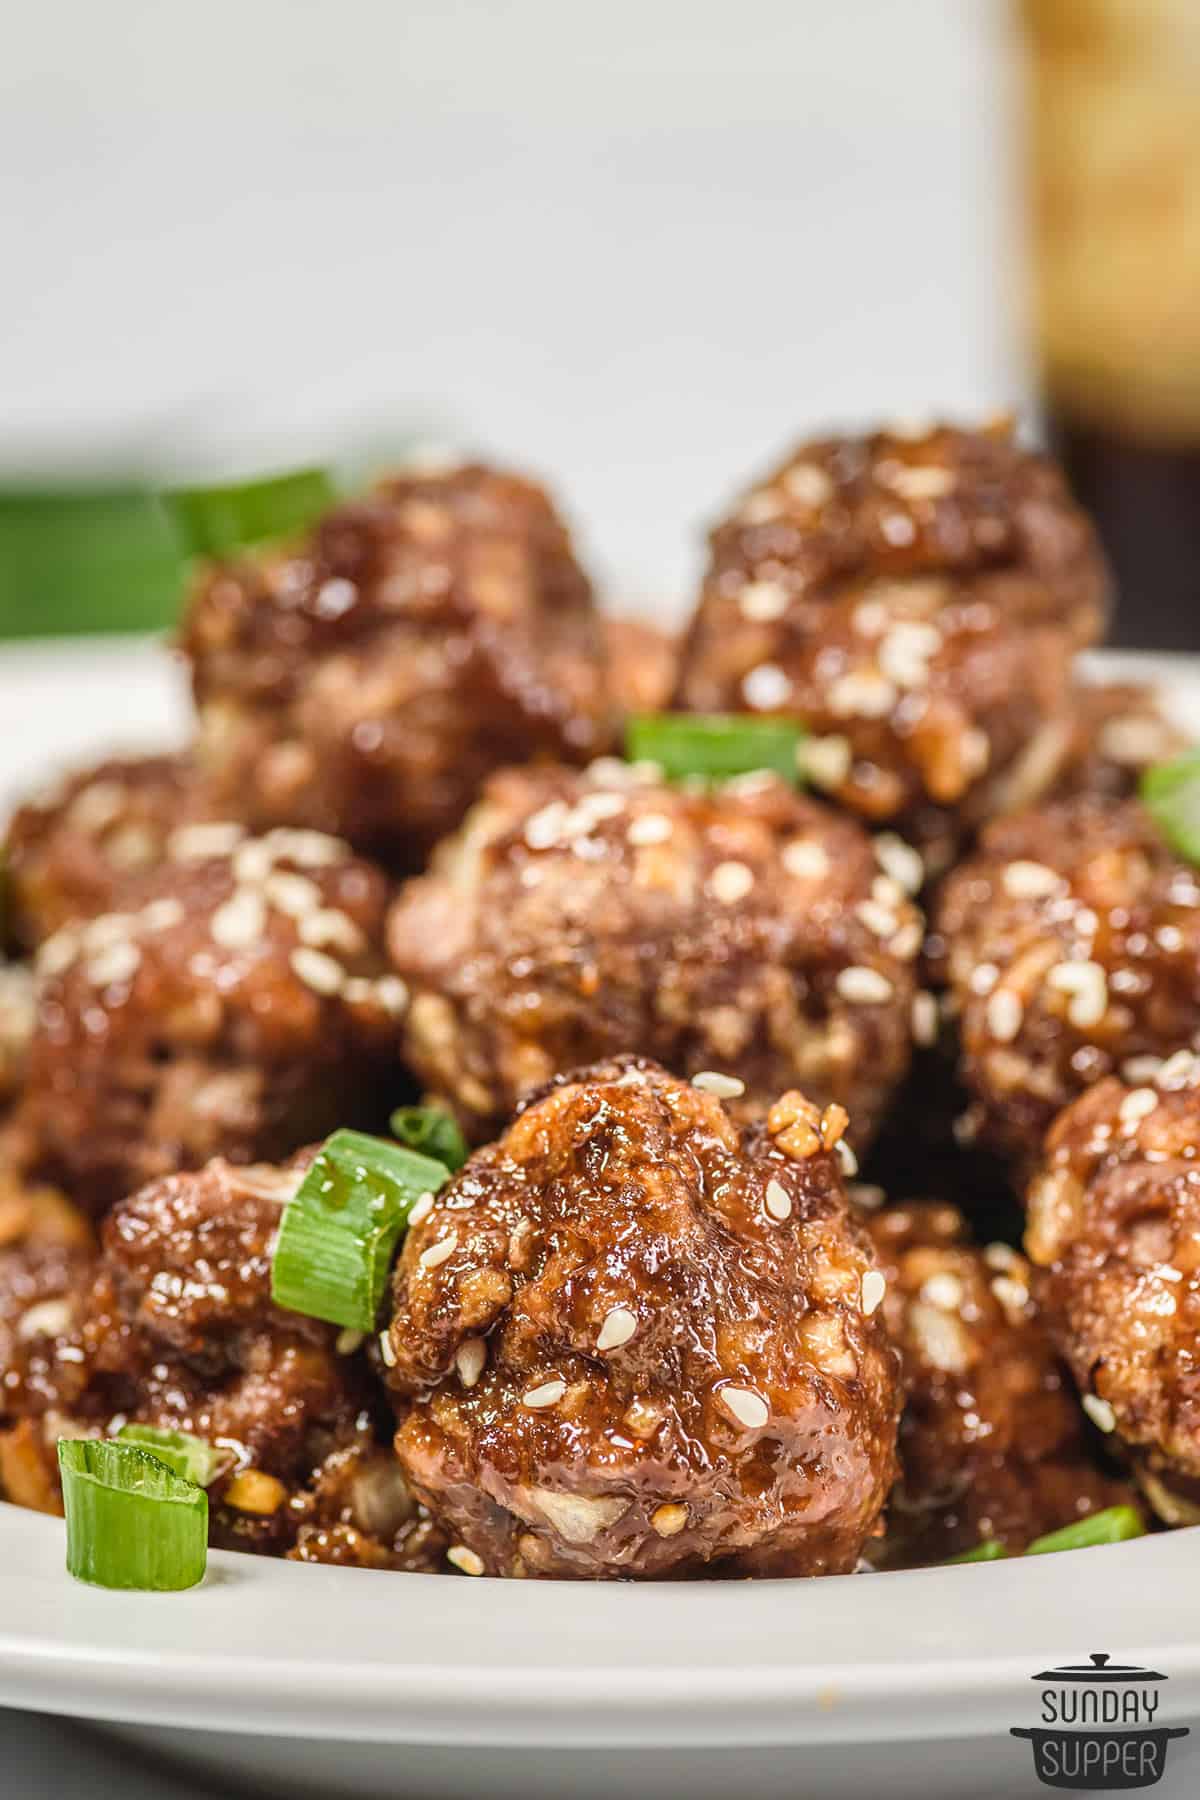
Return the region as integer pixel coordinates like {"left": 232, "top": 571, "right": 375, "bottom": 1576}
{"left": 270, "top": 1128, "right": 451, "bottom": 1331}
{"left": 115, "top": 1424, "right": 221, "bottom": 1488}
{"left": 389, "top": 1105, "right": 470, "bottom": 1172}
{"left": 165, "top": 467, "right": 337, "bottom": 558}
{"left": 1142, "top": 750, "right": 1200, "bottom": 866}
{"left": 57, "top": 1439, "right": 207, "bottom": 1591}
{"left": 944, "top": 1538, "right": 1008, "bottom": 1565}
{"left": 625, "top": 713, "right": 806, "bottom": 786}
{"left": 1025, "top": 1505, "right": 1146, "bottom": 1557}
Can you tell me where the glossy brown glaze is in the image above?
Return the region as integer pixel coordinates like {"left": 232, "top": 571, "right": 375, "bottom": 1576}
{"left": 866, "top": 1199, "right": 1126, "bottom": 1565}
{"left": 15, "top": 825, "right": 405, "bottom": 1214}
{"left": 601, "top": 613, "right": 678, "bottom": 718}
{"left": 675, "top": 421, "right": 1108, "bottom": 844}
{"left": 1049, "top": 681, "right": 1186, "bottom": 805}
{"left": 180, "top": 462, "right": 611, "bottom": 865}
{"left": 934, "top": 795, "right": 1200, "bottom": 1163}
{"left": 389, "top": 763, "right": 922, "bottom": 1149}
{"left": 385, "top": 1058, "right": 900, "bottom": 1579}
{"left": 1027, "top": 1074, "right": 1200, "bottom": 1512}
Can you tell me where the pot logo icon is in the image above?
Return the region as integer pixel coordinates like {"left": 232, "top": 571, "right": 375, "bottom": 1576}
{"left": 1011, "top": 1652, "right": 1189, "bottom": 1790}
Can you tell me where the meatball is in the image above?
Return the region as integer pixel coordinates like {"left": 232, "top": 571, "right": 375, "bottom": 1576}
{"left": 865, "top": 1199, "right": 1127, "bottom": 1565}
{"left": 0, "top": 1155, "right": 435, "bottom": 1561}
{"left": 4, "top": 753, "right": 200, "bottom": 950}
{"left": 674, "top": 421, "right": 1108, "bottom": 849}
{"left": 388, "top": 761, "right": 923, "bottom": 1148}
{"left": 385, "top": 1057, "right": 900, "bottom": 1580}
{"left": 1049, "top": 681, "right": 1187, "bottom": 806}
{"left": 934, "top": 794, "right": 1200, "bottom": 1163}
{"left": 1026, "top": 1071, "right": 1200, "bottom": 1519}
{"left": 601, "top": 613, "right": 677, "bottom": 718}
{"left": 15, "top": 823, "right": 407, "bottom": 1214}
{"left": 180, "top": 461, "right": 611, "bottom": 866}
{"left": 0, "top": 963, "right": 33, "bottom": 1109}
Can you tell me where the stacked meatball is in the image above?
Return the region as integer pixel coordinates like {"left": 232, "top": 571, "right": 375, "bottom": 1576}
{"left": 384, "top": 1057, "right": 901, "bottom": 1579}
{"left": 389, "top": 761, "right": 923, "bottom": 1147}
{"left": 180, "top": 461, "right": 612, "bottom": 866}
{"left": 675, "top": 421, "right": 1109, "bottom": 862}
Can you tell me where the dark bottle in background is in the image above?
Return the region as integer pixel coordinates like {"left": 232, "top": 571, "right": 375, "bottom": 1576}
{"left": 1020, "top": 0, "right": 1200, "bottom": 651}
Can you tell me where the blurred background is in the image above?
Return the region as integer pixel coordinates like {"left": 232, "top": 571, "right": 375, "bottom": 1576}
{"left": 0, "top": 0, "right": 1196, "bottom": 641}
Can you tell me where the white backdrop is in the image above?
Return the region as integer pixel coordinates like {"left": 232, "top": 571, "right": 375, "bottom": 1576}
{"left": 1, "top": 0, "right": 1017, "bottom": 610}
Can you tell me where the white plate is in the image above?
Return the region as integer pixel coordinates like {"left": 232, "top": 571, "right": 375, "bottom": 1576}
{"left": 2, "top": 638, "right": 1200, "bottom": 1800}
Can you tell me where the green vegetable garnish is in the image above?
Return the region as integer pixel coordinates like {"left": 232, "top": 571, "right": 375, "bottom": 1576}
{"left": 625, "top": 713, "right": 806, "bottom": 786}
{"left": 1142, "top": 749, "right": 1200, "bottom": 865}
{"left": 165, "top": 467, "right": 337, "bottom": 558}
{"left": 390, "top": 1105, "right": 470, "bottom": 1172}
{"left": 945, "top": 1538, "right": 1008, "bottom": 1564}
{"left": 1025, "top": 1505, "right": 1146, "bottom": 1556}
{"left": 0, "top": 487, "right": 186, "bottom": 638}
{"left": 270, "top": 1128, "right": 451, "bottom": 1331}
{"left": 114, "top": 1424, "right": 221, "bottom": 1488}
{"left": 57, "top": 1439, "right": 207, "bottom": 1591}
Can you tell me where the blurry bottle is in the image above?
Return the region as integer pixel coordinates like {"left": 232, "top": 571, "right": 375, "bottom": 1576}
{"left": 1020, "top": 0, "right": 1200, "bottom": 649}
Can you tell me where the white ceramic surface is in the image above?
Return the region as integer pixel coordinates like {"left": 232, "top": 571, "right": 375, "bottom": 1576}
{"left": 2, "top": 637, "right": 1200, "bottom": 1800}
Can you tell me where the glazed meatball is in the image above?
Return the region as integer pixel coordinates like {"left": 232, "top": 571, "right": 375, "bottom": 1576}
{"left": 4, "top": 753, "right": 200, "bottom": 950}
{"left": 180, "top": 461, "right": 611, "bottom": 865}
{"left": 384, "top": 1057, "right": 900, "bottom": 1580}
{"left": 601, "top": 613, "right": 677, "bottom": 718}
{"left": 1026, "top": 1071, "right": 1200, "bottom": 1519}
{"left": 1049, "top": 681, "right": 1187, "bottom": 806}
{"left": 15, "top": 823, "right": 407, "bottom": 1214}
{"left": 934, "top": 794, "right": 1200, "bottom": 1163}
{"left": 865, "top": 1200, "right": 1126, "bottom": 1565}
{"left": 388, "top": 762, "right": 924, "bottom": 1148}
{"left": 675, "top": 421, "right": 1108, "bottom": 850}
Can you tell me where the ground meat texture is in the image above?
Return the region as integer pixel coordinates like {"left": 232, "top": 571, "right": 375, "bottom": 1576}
{"left": 0, "top": 1175, "right": 94, "bottom": 1453}
{"left": 4, "top": 754, "right": 200, "bottom": 951}
{"left": 286, "top": 1442, "right": 449, "bottom": 1572}
{"left": 388, "top": 763, "right": 923, "bottom": 1149}
{"left": 674, "top": 421, "right": 1108, "bottom": 842}
{"left": 1026, "top": 1073, "right": 1200, "bottom": 1516}
{"left": 865, "top": 1200, "right": 1126, "bottom": 1565}
{"left": 385, "top": 1057, "right": 900, "bottom": 1580}
{"left": 180, "top": 461, "right": 611, "bottom": 866}
{"left": 601, "top": 613, "right": 677, "bottom": 719}
{"left": 15, "top": 824, "right": 406, "bottom": 1215}
{"left": 1048, "top": 681, "right": 1187, "bottom": 806}
{"left": 933, "top": 794, "right": 1200, "bottom": 1164}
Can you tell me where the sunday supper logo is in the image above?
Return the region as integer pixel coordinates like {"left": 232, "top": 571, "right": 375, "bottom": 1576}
{"left": 1010, "top": 1653, "right": 1189, "bottom": 1791}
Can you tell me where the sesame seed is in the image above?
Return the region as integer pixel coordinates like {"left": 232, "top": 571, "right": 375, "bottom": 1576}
{"left": 16, "top": 1298, "right": 72, "bottom": 1341}
{"left": 860, "top": 1270, "right": 886, "bottom": 1317}
{"left": 83, "top": 912, "right": 137, "bottom": 949}
{"left": 371, "top": 975, "right": 410, "bottom": 1016}
{"left": 86, "top": 941, "right": 141, "bottom": 987}
{"left": 1046, "top": 960, "right": 1108, "bottom": 1029}
{"left": 782, "top": 839, "right": 830, "bottom": 880}
{"left": 408, "top": 1192, "right": 435, "bottom": 1226}
{"left": 1082, "top": 1393, "right": 1117, "bottom": 1434}
{"left": 970, "top": 962, "right": 999, "bottom": 997}
{"left": 874, "top": 834, "right": 924, "bottom": 895}
{"left": 878, "top": 621, "right": 941, "bottom": 688}
{"left": 836, "top": 966, "right": 894, "bottom": 1005}
{"left": 719, "top": 1385, "right": 769, "bottom": 1431}
{"left": 299, "top": 908, "right": 366, "bottom": 954}
{"left": 872, "top": 874, "right": 905, "bottom": 910}
{"left": 708, "top": 860, "right": 755, "bottom": 905}
{"left": 378, "top": 1329, "right": 397, "bottom": 1368}
{"left": 782, "top": 462, "right": 833, "bottom": 506}
{"left": 764, "top": 1179, "right": 792, "bottom": 1222}
{"left": 852, "top": 599, "right": 891, "bottom": 638}
{"left": 890, "top": 920, "right": 924, "bottom": 961}
{"left": 596, "top": 1306, "right": 638, "bottom": 1352}
{"left": 911, "top": 991, "right": 938, "bottom": 1047}
{"left": 290, "top": 946, "right": 345, "bottom": 996}
{"left": 887, "top": 464, "right": 956, "bottom": 501}
{"left": 168, "top": 821, "right": 245, "bottom": 861}
{"left": 986, "top": 989, "right": 1024, "bottom": 1044}
{"left": 67, "top": 779, "right": 127, "bottom": 832}
{"left": 738, "top": 489, "right": 785, "bottom": 524}
{"left": 692, "top": 1070, "right": 746, "bottom": 1099}
{"left": 447, "top": 1545, "right": 485, "bottom": 1576}
{"left": 738, "top": 579, "right": 790, "bottom": 621}
{"left": 990, "top": 1275, "right": 1030, "bottom": 1315}
{"left": 1123, "top": 1055, "right": 1163, "bottom": 1085}
{"left": 37, "top": 929, "right": 80, "bottom": 977}
{"left": 264, "top": 828, "right": 349, "bottom": 867}
{"left": 1120, "top": 1087, "right": 1159, "bottom": 1125}
{"left": 850, "top": 1183, "right": 886, "bottom": 1210}
{"left": 419, "top": 1234, "right": 457, "bottom": 1270}
{"left": 742, "top": 664, "right": 793, "bottom": 710}
{"left": 140, "top": 897, "right": 185, "bottom": 933}
{"left": 578, "top": 790, "right": 626, "bottom": 821}
{"left": 983, "top": 1242, "right": 1019, "bottom": 1272}
{"left": 1156, "top": 925, "right": 1184, "bottom": 954}
{"left": 522, "top": 1378, "right": 566, "bottom": 1410}
{"left": 834, "top": 1138, "right": 858, "bottom": 1176}
{"left": 264, "top": 871, "right": 322, "bottom": 917}
{"left": 804, "top": 734, "right": 853, "bottom": 791}
{"left": 920, "top": 1271, "right": 964, "bottom": 1311}
{"left": 1002, "top": 860, "right": 1061, "bottom": 899}
{"left": 232, "top": 839, "right": 275, "bottom": 884}
{"left": 856, "top": 899, "right": 899, "bottom": 938}
{"left": 828, "top": 670, "right": 898, "bottom": 720}
{"left": 524, "top": 801, "right": 569, "bottom": 849}
{"left": 651, "top": 1503, "right": 689, "bottom": 1538}
{"left": 960, "top": 729, "right": 991, "bottom": 778}
{"left": 211, "top": 888, "right": 267, "bottom": 950}
{"left": 335, "top": 1328, "right": 364, "bottom": 1355}
{"left": 627, "top": 812, "right": 673, "bottom": 847}
{"left": 1156, "top": 1049, "right": 1200, "bottom": 1091}
{"left": 455, "top": 1337, "right": 487, "bottom": 1387}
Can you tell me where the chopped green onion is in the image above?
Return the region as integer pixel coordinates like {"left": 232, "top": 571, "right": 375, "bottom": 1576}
{"left": 1142, "top": 750, "right": 1200, "bottom": 865}
{"left": 165, "top": 467, "right": 337, "bottom": 558}
{"left": 945, "top": 1538, "right": 1008, "bottom": 1564}
{"left": 625, "top": 713, "right": 806, "bottom": 786}
{"left": 115, "top": 1424, "right": 221, "bottom": 1488}
{"left": 1025, "top": 1505, "right": 1146, "bottom": 1557}
{"left": 0, "top": 487, "right": 186, "bottom": 638}
{"left": 57, "top": 1439, "right": 207, "bottom": 1591}
{"left": 270, "top": 1128, "right": 451, "bottom": 1331}
{"left": 390, "top": 1105, "right": 470, "bottom": 1172}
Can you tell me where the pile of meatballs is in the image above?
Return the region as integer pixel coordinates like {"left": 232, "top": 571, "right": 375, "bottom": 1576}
{"left": 1, "top": 422, "right": 1197, "bottom": 1583}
